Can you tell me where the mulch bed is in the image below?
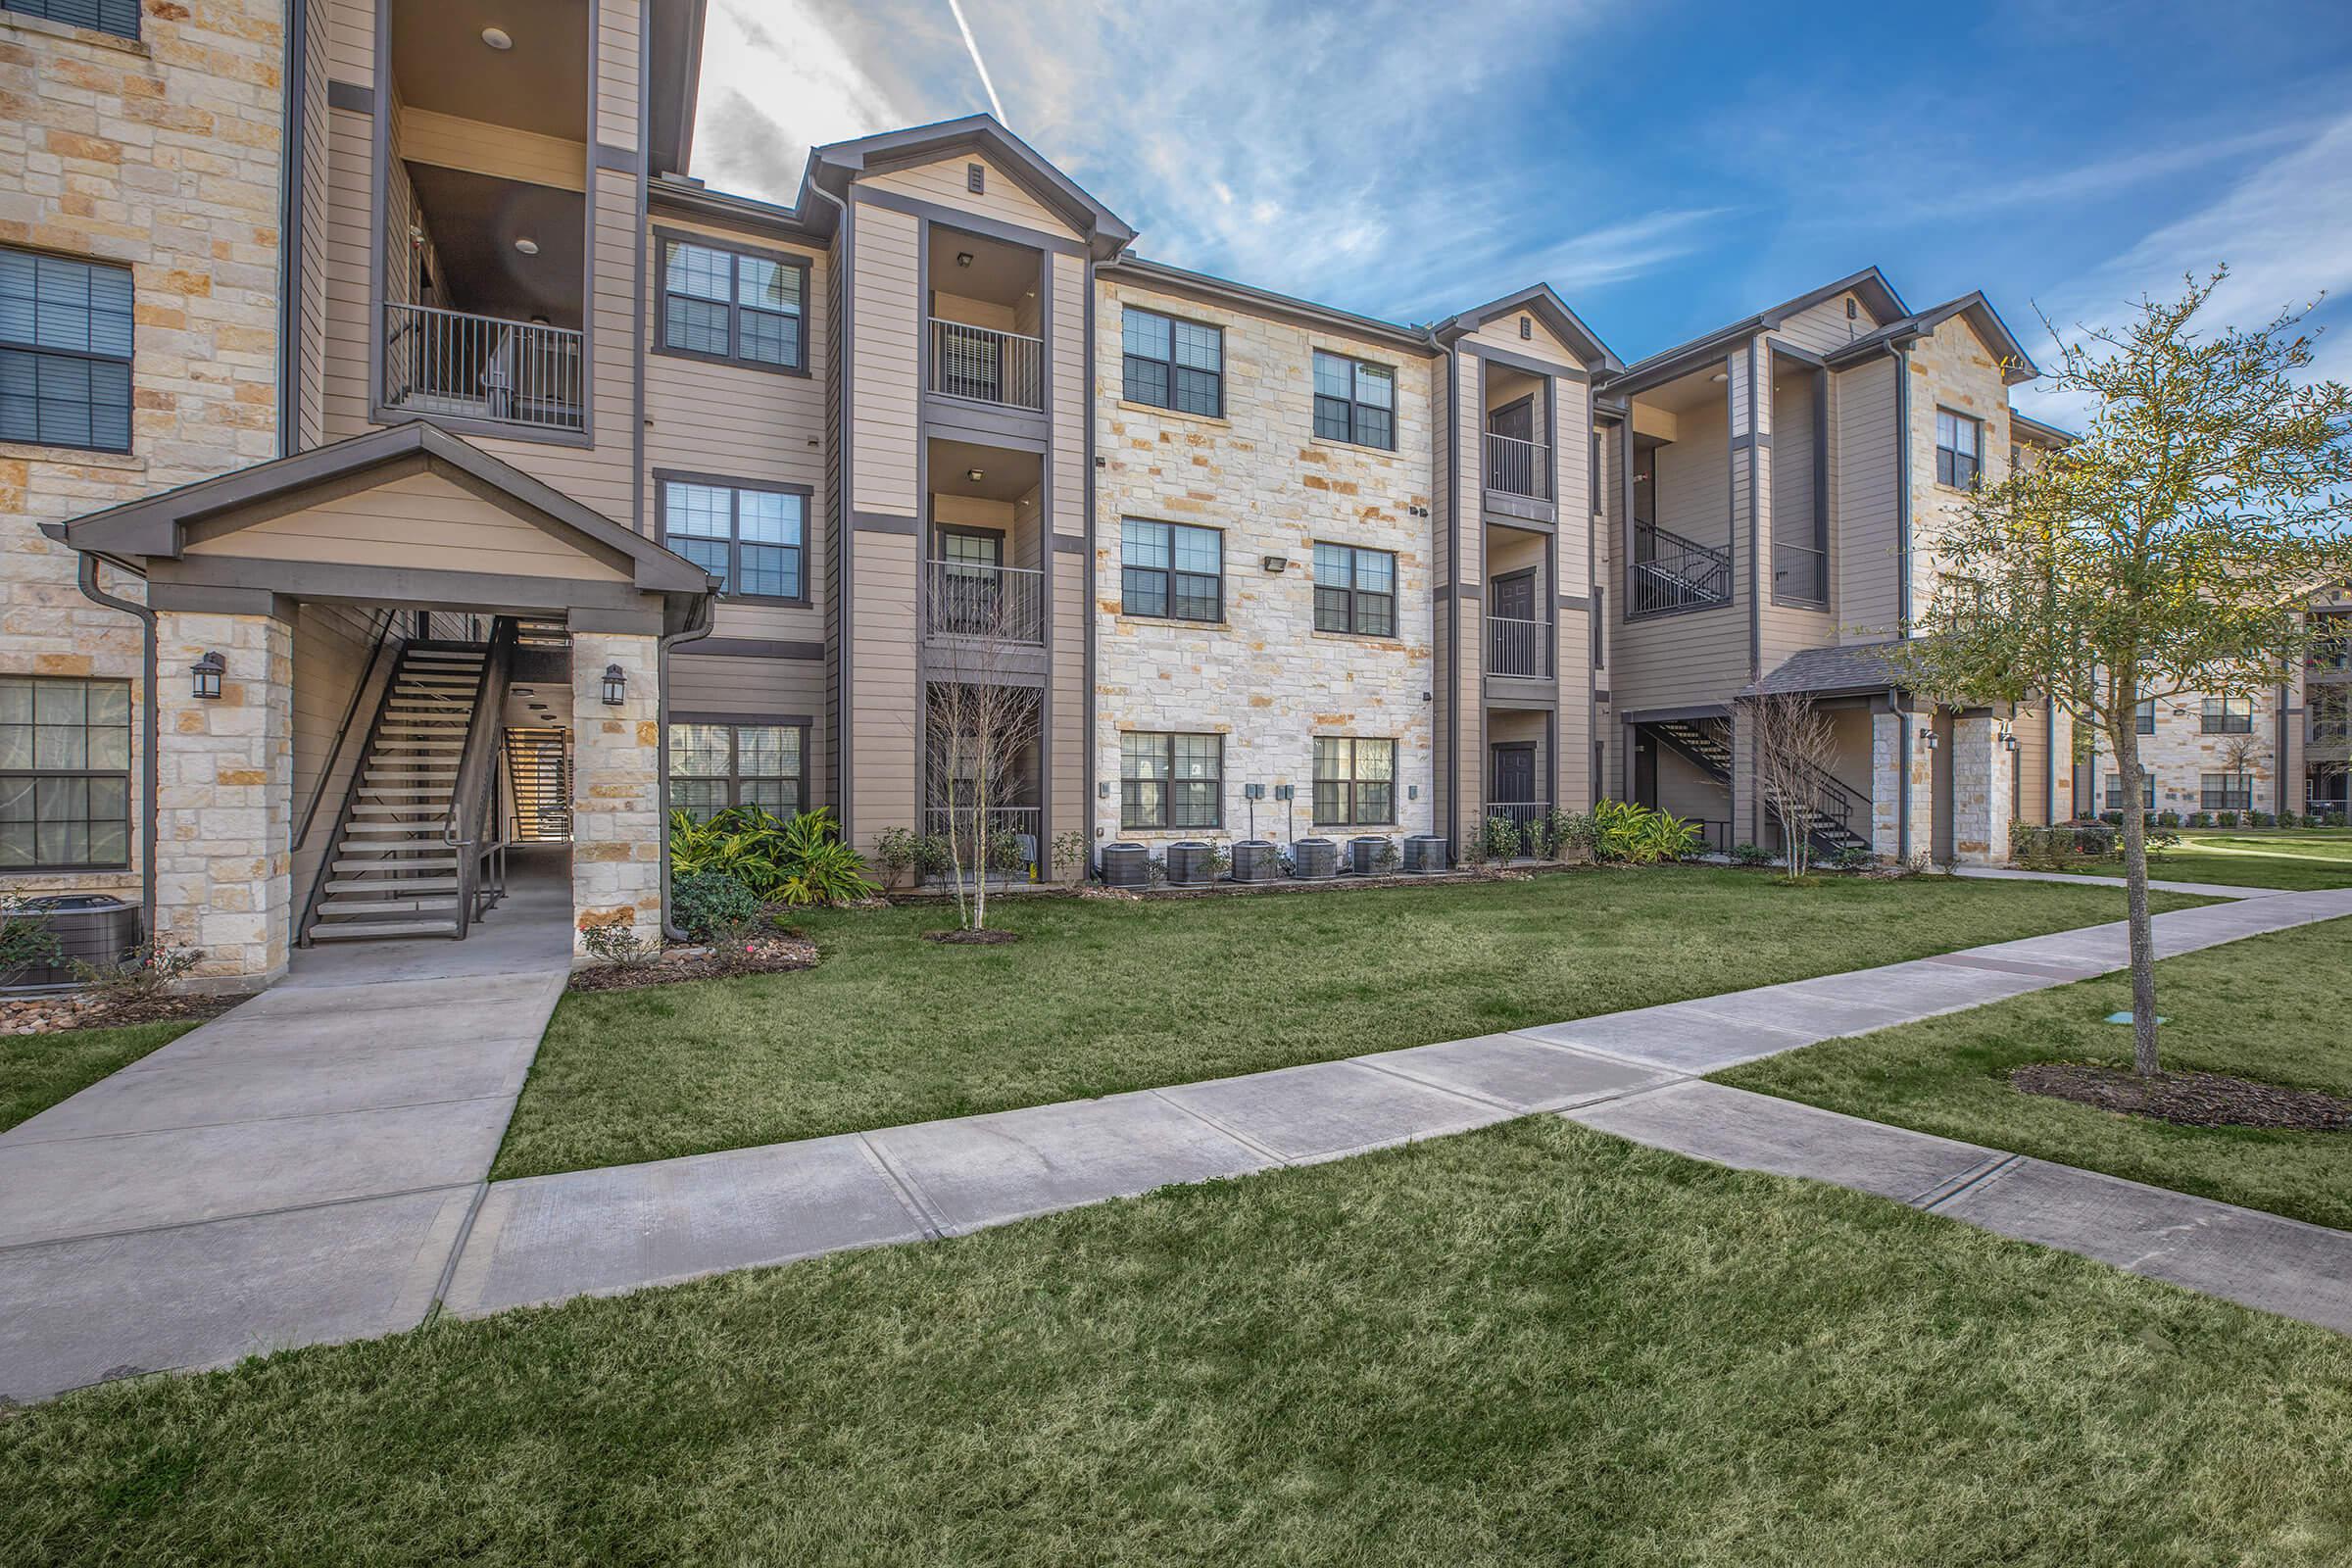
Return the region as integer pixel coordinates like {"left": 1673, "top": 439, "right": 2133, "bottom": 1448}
{"left": 0, "top": 990, "right": 239, "bottom": 1037}
{"left": 566, "top": 933, "right": 819, "bottom": 994}
{"left": 2012, "top": 1062, "right": 2352, "bottom": 1132}
{"left": 922, "top": 927, "right": 1024, "bottom": 945}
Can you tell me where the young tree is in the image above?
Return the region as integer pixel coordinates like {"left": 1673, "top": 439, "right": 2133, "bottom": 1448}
{"left": 1891, "top": 269, "right": 2352, "bottom": 1076}
{"left": 922, "top": 564, "right": 1043, "bottom": 933}
{"left": 1749, "top": 691, "right": 1838, "bottom": 882}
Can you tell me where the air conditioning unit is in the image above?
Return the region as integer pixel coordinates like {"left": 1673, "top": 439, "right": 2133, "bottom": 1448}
{"left": 1, "top": 895, "right": 143, "bottom": 993}
{"left": 1231, "top": 839, "right": 1281, "bottom": 882}
{"left": 1292, "top": 836, "right": 1339, "bottom": 880}
{"left": 1165, "top": 840, "right": 1217, "bottom": 886}
{"left": 1348, "top": 835, "right": 1391, "bottom": 874}
{"left": 1099, "top": 842, "right": 1150, "bottom": 888}
{"left": 1403, "top": 834, "right": 1450, "bottom": 873}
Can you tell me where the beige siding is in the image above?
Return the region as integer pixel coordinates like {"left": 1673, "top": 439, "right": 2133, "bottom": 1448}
{"left": 296, "top": 0, "right": 332, "bottom": 451}
{"left": 1771, "top": 294, "right": 1879, "bottom": 357}
{"left": 320, "top": 101, "right": 373, "bottom": 439}
{"left": 597, "top": 0, "right": 641, "bottom": 153}
{"left": 1462, "top": 313, "right": 1583, "bottom": 367}
{"left": 861, "top": 153, "right": 1081, "bottom": 241}
{"left": 1611, "top": 376, "right": 1745, "bottom": 715}
{"left": 849, "top": 202, "right": 919, "bottom": 516}
{"left": 671, "top": 653, "right": 828, "bottom": 808}
{"left": 821, "top": 227, "right": 845, "bottom": 808}
{"left": 396, "top": 108, "right": 585, "bottom": 191}
{"left": 847, "top": 530, "right": 919, "bottom": 852}
{"left": 187, "top": 469, "right": 630, "bottom": 579}
{"left": 1834, "top": 355, "right": 1899, "bottom": 641}
{"left": 1761, "top": 365, "right": 1834, "bottom": 667}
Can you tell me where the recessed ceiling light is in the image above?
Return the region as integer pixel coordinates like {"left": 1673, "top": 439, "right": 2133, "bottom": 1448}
{"left": 956, "top": 252, "right": 974, "bottom": 268}
{"left": 966, "top": 467, "right": 985, "bottom": 482}
{"left": 514, "top": 236, "right": 539, "bottom": 256}
{"left": 1709, "top": 370, "right": 1728, "bottom": 383}
{"left": 481, "top": 25, "right": 513, "bottom": 49}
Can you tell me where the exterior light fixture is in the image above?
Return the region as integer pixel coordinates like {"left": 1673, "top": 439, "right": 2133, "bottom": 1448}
{"left": 956, "top": 252, "right": 974, "bottom": 269}
{"left": 1260, "top": 554, "right": 1288, "bottom": 573}
{"left": 1923, "top": 729, "right": 1939, "bottom": 752}
{"left": 601, "top": 663, "right": 627, "bottom": 706}
{"left": 966, "top": 467, "right": 985, "bottom": 482}
{"left": 1709, "top": 370, "right": 1729, "bottom": 384}
{"left": 190, "top": 651, "right": 224, "bottom": 701}
{"left": 514, "top": 236, "right": 539, "bottom": 256}
{"left": 481, "top": 25, "right": 513, "bottom": 49}
{"left": 2001, "top": 730, "right": 2021, "bottom": 753}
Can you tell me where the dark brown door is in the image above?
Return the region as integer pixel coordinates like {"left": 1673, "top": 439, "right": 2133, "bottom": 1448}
{"left": 1492, "top": 743, "right": 1537, "bottom": 806}
{"left": 1491, "top": 569, "right": 1538, "bottom": 622}
{"left": 1487, "top": 397, "right": 1534, "bottom": 443}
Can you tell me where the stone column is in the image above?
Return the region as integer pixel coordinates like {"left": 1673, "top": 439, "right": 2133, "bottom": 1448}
{"left": 153, "top": 608, "right": 293, "bottom": 991}
{"left": 1869, "top": 709, "right": 1936, "bottom": 864}
{"left": 571, "top": 630, "right": 662, "bottom": 956}
{"left": 1949, "top": 712, "right": 2013, "bottom": 866}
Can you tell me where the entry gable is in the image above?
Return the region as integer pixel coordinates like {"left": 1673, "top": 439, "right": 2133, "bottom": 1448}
{"left": 1438, "top": 284, "right": 1621, "bottom": 374}
{"left": 810, "top": 114, "right": 1136, "bottom": 258}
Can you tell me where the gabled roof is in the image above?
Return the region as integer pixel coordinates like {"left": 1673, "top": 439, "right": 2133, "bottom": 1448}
{"left": 1434, "top": 283, "right": 1622, "bottom": 371}
{"left": 1603, "top": 267, "right": 1910, "bottom": 393}
{"left": 1740, "top": 642, "right": 1904, "bottom": 700}
{"left": 66, "top": 423, "right": 716, "bottom": 597}
{"left": 1824, "top": 291, "right": 2040, "bottom": 384}
{"left": 2010, "top": 410, "right": 2077, "bottom": 447}
{"left": 808, "top": 114, "right": 1136, "bottom": 255}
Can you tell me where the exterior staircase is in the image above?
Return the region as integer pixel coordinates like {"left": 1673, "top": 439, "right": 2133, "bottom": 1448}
{"left": 303, "top": 641, "right": 489, "bottom": 943}
{"left": 504, "top": 726, "right": 572, "bottom": 840}
{"left": 1650, "top": 716, "right": 1873, "bottom": 859}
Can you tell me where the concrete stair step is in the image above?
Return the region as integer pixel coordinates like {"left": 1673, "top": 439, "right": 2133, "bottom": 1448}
{"left": 324, "top": 875, "right": 460, "bottom": 894}
{"left": 307, "top": 918, "right": 461, "bottom": 941}
{"left": 316, "top": 896, "right": 462, "bottom": 916}
{"left": 330, "top": 856, "right": 458, "bottom": 872}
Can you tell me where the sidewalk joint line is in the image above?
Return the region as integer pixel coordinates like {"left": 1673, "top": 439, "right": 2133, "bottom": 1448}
{"left": 856, "top": 1133, "right": 949, "bottom": 1240}
{"left": 1146, "top": 1089, "right": 1293, "bottom": 1166}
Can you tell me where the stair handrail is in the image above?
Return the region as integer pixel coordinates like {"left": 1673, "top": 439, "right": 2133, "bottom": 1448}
{"left": 297, "top": 629, "right": 420, "bottom": 946}
{"left": 293, "top": 607, "right": 402, "bottom": 856}
{"left": 443, "top": 617, "right": 518, "bottom": 940}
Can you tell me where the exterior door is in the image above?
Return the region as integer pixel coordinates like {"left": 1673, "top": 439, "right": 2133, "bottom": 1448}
{"left": 1491, "top": 569, "right": 1537, "bottom": 621}
{"left": 1491, "top": 743, "right": 1537, "bottom": 807}
{"left": 936, "top": 527, "right": 1003, "bottom": 635}
{"left": 1487, "top": 397, "right": 1534, "bottom": 443}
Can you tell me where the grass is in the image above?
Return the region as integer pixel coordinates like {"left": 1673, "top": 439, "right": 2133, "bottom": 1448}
{"left": 1719, "top": 914, "right": 2352, "bottom": 1228}
{"left": 0, "top": 1018, "right": 200, "bottom": 1135}
{"left": 6, "top": 1119, "right": 2350, "bottom": 1566}
{"left": 2150, "top": 827, "right": 2352, "bottom": 890}
{"left": 494, "top": 868, "right": 2205, "bottom": 1180}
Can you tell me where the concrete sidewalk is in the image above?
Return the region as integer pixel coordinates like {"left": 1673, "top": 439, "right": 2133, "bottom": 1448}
{"left": 1951, "top": 864, "right": 2293, "bottom": 900}
{"left": 444, "top": 885, "right": 2352, "bottom": 1336}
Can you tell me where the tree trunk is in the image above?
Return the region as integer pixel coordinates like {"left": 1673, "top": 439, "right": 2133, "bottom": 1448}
{"left": 2112, "top": 718, "right": 2161, "bottom": 1076}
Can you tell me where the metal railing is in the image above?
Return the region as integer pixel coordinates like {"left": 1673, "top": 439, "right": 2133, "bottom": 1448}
{"left": 1771, "top": 541, "right": 1828, "bottom": 606}
{"left": 382, "top": 303, "right": 585, "bottom": 433}
{"left": 929, "top": 318, "right": 1044, "bottom": 410}
{"left": 1484, "top": 801, "right": 1552, "bottom": 856}
{"left": 1484, "top": 431, "right": 1551, "bottom": 499}
{"left": 443, "top": 617, "right": 517, "bottom": 938}
{"left": 926, "top": 560, "right": 1046, "bottom": 644}
{"left": 1628, "top": 524, "right": 1734, "bottom": 615}
{"left": 1485, "top": 614, "right": 1553, "bottom": 678}
{"left": 921, "top": 805, "right": 1042, "bottom": 879}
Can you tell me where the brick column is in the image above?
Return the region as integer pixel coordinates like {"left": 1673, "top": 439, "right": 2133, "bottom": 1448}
{"left": 571, "top": 630, "right": 662, "bottom": 956}
{"left": 1950, "top": 712, "right": 2012, "bottom": 865}
{"left": 153, "top": 609, "right": 293, "bottom": 991}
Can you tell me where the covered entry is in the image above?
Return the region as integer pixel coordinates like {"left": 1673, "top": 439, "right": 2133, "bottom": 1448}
{"left": 66, "top": 423, "right": 713, "bottom": 988}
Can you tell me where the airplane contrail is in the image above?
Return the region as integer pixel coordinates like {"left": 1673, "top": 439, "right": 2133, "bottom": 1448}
{"left": 945, "top": 0, "right": 1006, "bottom": 124}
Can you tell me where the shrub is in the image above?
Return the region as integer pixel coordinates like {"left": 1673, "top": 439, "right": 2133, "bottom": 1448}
{"left": 2012, "top": 821, "right": 2122, "bottom": 869}
{"left": 71, "top": 935, "right": 204, "bottom": 1002}
{"left": 2217, "top": 809, "right": 2241, "bottom": 828}
{"left": 671, "top": 870, "right": 765, "bottom": 943}
{"left": 1830, "top": 845, "right": 1875, "bottom": 871}
{"left": 1729, "top": 842, "right": 1772, "bottom": 866}
{"left": 2187, "top": 810, "right": 2213, "bottom": 828}
{"left": 779, "top": 837, "right": 882, "bottom": 906}
{"left": 2156, "top": 809, "right": 2180, "bottom": 829}
{"left": 669, "top": 806, "right": 876, "bottom": 906}
{"left": 0, "top": 894, "right": 61, "bottom": 982}
{"left": 2327, "top": 811, "right": 2348, "bottom": 828}
{"left": 2099, "top": 810, "right": 2124, "bottom": 826}
{"left": 873, "top": 826, "right": 919, "bottom": 888}
{"left": 1480, "top": 814, "right": 1524, "bottom": 863}
{"left": 1544, "top": 808, "right": 1595, "bottom": 860}
{"left": 580, "top": 920, "right": 660, "bottom": 968}
{"left": 1051, "top": 829, "right": 1091, "bottom": 880}
{"left": 912, "top": 834, "right": 955, "bottom": 880}
{"left": 1372, "top": 837, "right": 1402, "bottom": 874}
{"left": 1587, "top": 800, "right": 1699, "bottom": 865}
{"left": 2248, "top": 809, "right": 2275, "bottom": 828}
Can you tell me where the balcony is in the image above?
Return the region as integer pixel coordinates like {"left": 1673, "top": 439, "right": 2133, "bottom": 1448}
{"left": 929, "top": 318, "right": 1044, "bottom": 411}
{"left": 926, "top": 559, "right": 1045, "bottom": 645}
{"left": 1485, "top": 614, "right": 1553, "bottom": 678}
{"left": 1484, "top": 432, "right": 1551, "bottom": 500}
{"left": 382, "top": 304, "right": 584, "bottom": 435}
{"left": 1628, "top": 524, "right": 1734, "bottom": 617}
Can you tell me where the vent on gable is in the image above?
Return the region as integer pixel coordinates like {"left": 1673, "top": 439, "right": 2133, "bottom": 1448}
{"left": 1519, "top": 315, "right": 1532, "bottom": 340}
{"left": 1846, "top": 297, "right": 1858, "bottom": 319}
{"left": 967, "top": 162, "right": 985, "bottom": 194}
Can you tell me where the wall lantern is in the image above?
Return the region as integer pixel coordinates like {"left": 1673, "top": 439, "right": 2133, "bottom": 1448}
{"left": 1922, "top": 728, "right": 1939, "bottom": 752}
{"left": 601, "top": 663, "right": 627, "bottom": 707}
{"left": 1260, "top": 554, "right": 1288, "bottom": 574}
{"left": 190, "top": 651, "right": 225, "bottom": 701}
{"left": 2001, "top": 730, "right": 2021, "bottom": 754}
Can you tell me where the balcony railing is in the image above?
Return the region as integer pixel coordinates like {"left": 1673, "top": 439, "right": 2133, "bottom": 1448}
{"left": 921, "top": 805, "right": 1042, "bottom": 879}
{"left": 1628, "top": 524, "right": 1734, "bottom": 616}
{"left": 382, "top": 303, "right": 584, "bottom": 433}
{"left": 1485, "top": 614, "right": 1553, "bottom": 678}
{"left": 1484, "top": 432, "right": 1551, "bottom": 500}
{"left": 926, "top": 560, "right": 1046, "bottom": 644}
{"left": 929, "top": 318, "right": 1044, "bottom": 410}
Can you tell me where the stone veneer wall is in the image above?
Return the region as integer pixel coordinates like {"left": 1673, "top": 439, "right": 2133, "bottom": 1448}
{"left": 1948, "top": 713, "right": 2011, "bottom": 865}
{"left": 571, "top": 630, "right": 661, "bottom": 953}
{"left": 152, "top": 608, "right": 292, "bottom": 988}
{"left": 1092, "top": 279, "right": 1436, "bottom": 853}
{"left": 1904, "top": 317, "right": 2014, "bottom": 619}
{"left": 1871, "top": 710, "right": 1934, "bottom": 861}
{"left": 2085, "top": 689, "right": 2281, "bottom": 813}
{"left": 0, "top": 2, "right": 286, "bottom": 896}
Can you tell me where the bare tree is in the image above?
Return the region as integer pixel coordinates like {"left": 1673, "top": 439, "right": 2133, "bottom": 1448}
{"left": 2216, "top": 731, "right": 2264, "bottom": 804}
{"left": 923, "top": 564, "right": 1044, "bottom": 933}
{"left": 1749, "top": 691, "right": 1839, "bottom": 881}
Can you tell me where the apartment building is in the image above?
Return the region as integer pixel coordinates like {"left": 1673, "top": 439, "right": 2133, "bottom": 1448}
{"left": 4, "top": 0, "right": 2075, "bottom": 992}
{"left": 2077, "top": 584, "right": 2352, "bottom": 821}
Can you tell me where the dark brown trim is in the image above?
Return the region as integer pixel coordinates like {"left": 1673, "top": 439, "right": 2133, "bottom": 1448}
{"left": 649, "top": 226, "right": 813, "bottom": 377}
{"left": 1053, "top": 533, "right": 1086, "bottom": 554}
{"left": 594, "top": 142, "right": 639, "bottom": 173}
{"left": 1459, "top": 340, "right": 1592, "bottom": 382}
{"left": 653, "top": 468, "right": 812, "bottom": 607}
{"left": 325, "top": 77, "right": 372, "bottom": 114}
{"left": 853, "top": 511, "right": 918, "bottom": 535}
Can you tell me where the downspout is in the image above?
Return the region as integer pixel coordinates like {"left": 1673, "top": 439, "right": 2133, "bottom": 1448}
{"left": 808, "top": 178, "right": 852, "bottom": 839}
{"left": 77, "top": 555, "right": 159, "bottom": 936}
{"left": 656, "top": 592, "right": 717, "bottom": 942}
{"left": 1890, "top": 684, "right": 1911, "bottom": 862}
{"left": 2044, "top": 699, "right": 2057, "bottom": 824}
{"left": 1083, "top": 254, "right": 1102, "bottom": 865}
{"left": 1440, "top": 333, "right": 1457, "bottom": 851}
{"left": 1893, "top": 342, "right": 1913, "bottom": 631}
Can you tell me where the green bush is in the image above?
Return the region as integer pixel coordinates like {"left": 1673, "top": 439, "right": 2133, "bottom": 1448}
{"left": 873, "top": 826, "right": 919, "bottom": 888}
{"left": 1830, "top": 845, "right": 1875, "bottom": 871}
{"left": 0, "top": 894, "right": 61, "bottom": 982}
{"left": 2011, "top": 821, "right": 2121, "bottom": 869}
{"left": 671, "top": 870, "right": 765, "bottom": 944}
{"left": 2216, "top": 809, "right": 2240, "bottom": 828}
{"left": 579, "top": 920, "right": 660, "bottom": 968}
{"left": 1479, "top": 814, "right": 1524, "bottom": 863}
{"left": 2156, "top": 809, "right": 2180, "bottom": 829}
{"left": 70, "top": 935, "right": 203, "bottom": 1002}
{"left": 1544, "top": 808, "right": 1595, "bottom": 860}
{"left": 1586, "top": 800, "right": 1699, "bottom": 865}
{"left": 670, "top": 806, "right": 878, "bottom": 908}
{"left": 1730, "top": 842, "right": 1772, "bottom": 867}
{"left": 2187, "top": 811, "right": 2213, "bottom": 828}
{"left": 2248, "top": 809, "right": 2276, "bottom": 828}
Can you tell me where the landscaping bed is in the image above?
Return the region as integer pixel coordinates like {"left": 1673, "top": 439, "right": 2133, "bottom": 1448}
{"left": 0, "top": 989, "right": 235, "bottom": 1038}
{"left": 2011, "top": 1061, "right": 2352, "bottom": 1131}
{"left": 492, "top": 867, "right": 2205, "bottom": 1180}
{"left": 566, "top": 932, "right": 818, "bottom": 994}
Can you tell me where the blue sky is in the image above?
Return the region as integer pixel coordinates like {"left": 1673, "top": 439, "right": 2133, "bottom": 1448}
{"left": 689, "top": 0, "right": 2352, "bottom": 416}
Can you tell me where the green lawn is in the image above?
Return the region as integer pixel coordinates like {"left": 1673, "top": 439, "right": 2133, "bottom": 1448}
{"left": 1719, "top": 914, "right": 2352, "bottom": 1228}
{"left": 1, "top": 1018, "right": 202, "bottom": 1136}
{"left": 492, "top": 869, "right": 2202, "bottom": 1181}
{"left": 6, "top": 1119, "right": 2348, "bottom": 1567}
{"left": 2152, "top": 827, "right": 2352, "bottom": 890}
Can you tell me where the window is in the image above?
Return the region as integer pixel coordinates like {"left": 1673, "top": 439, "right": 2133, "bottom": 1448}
{"left": 2134, "top": 699, "right": 2155, "bottom": 734}
{"left": 0, "top": 248, "right": 133, "bottom": 453}
{"left": 1313, "top": 736, "right": 1395, "bottom": 825}
{"left": 2103, "top": 772, "right": 2155, "bottom": 812}
{"left": 668, "top": 722, "right": 805, "bottom": 818}
{"left": 1120, "top": 732, "right": 1221, "bottom": 830}
{"left": 2200, "top": 772, "right": 2253, "bottom": 811}
{"left": 1312, "top": 543, "right": 1396, "bottom": 636}
{"left": 0, "top": 0, "right": 137, "bottom": 38}
{"left": 0, "top": 677, "right": 130, "bottom": 868}
{"left": 657, "top": 237, "right": 805, "bottom": 371}
{"left": 1121, "top": 307, "right": 1222, "bottom": 416}
{"left": 2201, "top": 696, "right": 2253, "bottom": 734}
{"left": 1935, "top": 408, "right": 1981, "bottom": 490}
{"left": 660, "top": 478, "right": 805, "bottom": 601}
{"left": 1311, "top": 351, "right": 1395, "bottom": 450}
{"left": 1121, "top": 518, "right": 1222, "bottom": 621}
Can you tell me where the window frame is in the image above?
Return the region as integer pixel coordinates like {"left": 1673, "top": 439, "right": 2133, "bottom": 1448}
{"left": 1311, "top": 542, "right": 1398, "bottom": 637}
{"left": 2133, "top": 699, "right": 2155, "bottom": 734}
{"left": 666, "top": 716, "right": 809, "bottom": 820}
{"left": 1310, "top": 349, "right": 1396, "bottom": 452}
{"left": 1934, "top": 407, "right": 1982, "bottom": 490}
{"left": 2199, "top": 772, "right": 2253, "bottom": 811}
{"left": 0, "top": 244, "right": 135, "bottom": 456}
{"left": 651, "top": 229, "right": 810, "bottom": 376}
{"left": 2103, "top": 772, "right": 2156, "bottom": 812}
{"left": 0, "top": 675, "right": 133, "bottom": 872}
{"left": 2200, "top": 695, "right": 2254, "bottom": 734}
{"left": 1120, "top": 305, "right": 1224, "bottom": 418}
{"left": 654, "top": 471, "right": 810, "bottom": 606}
{"left": 1118, "top": 731, "right": 1224, "bottom": 831}
{"left": 1312, "top": 735, "right": 1397, "bottom": 827}
{"left": 0, "top": 0, "right": 138, "bottom": 39}
{"left": 1119, "top": 517, "right": 1225, "bottom": 623}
